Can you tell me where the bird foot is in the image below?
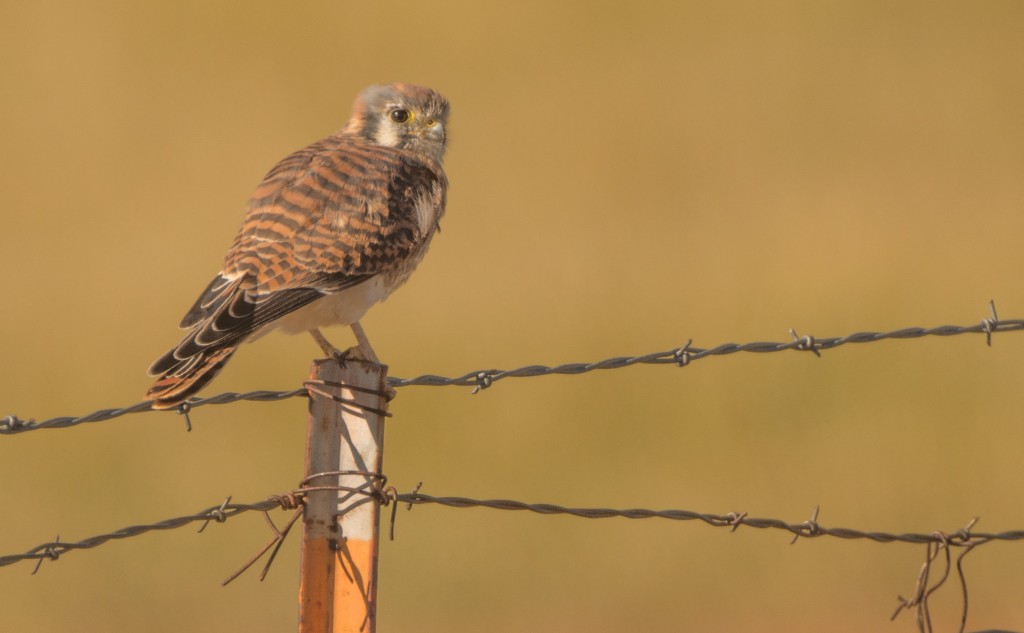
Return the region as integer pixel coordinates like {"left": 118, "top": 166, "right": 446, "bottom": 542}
{"left": 331, "top": 346, "right": 356, "bottom": 367}
{"left": 307, "top": 327, "right": 394, "bottom": 399}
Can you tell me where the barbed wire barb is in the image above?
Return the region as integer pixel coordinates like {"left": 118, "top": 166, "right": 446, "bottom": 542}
{"left": 982, "top": 299, "right": 999, "bottom": 347}
{"left": 788, "top": 329, "right": 821, "bottom": 357}
{"left": 178, "top": 402, "right": 193, "bottom": 432}
{"left": 30, "top": 535, "right": 59, "bottom": 575}
{"left": 197, "top": 496, "right": 232, "bottom": 533}
{"left": 789, "top": 506, "right": 821, "bottom": 544}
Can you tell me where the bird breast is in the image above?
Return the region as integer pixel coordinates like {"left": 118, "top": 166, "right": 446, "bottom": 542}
{"left": 269, "top": 277, "right": 390, "bottom": 335}
{"left": 264, "top": 229, "right": 437, "bottom": 338}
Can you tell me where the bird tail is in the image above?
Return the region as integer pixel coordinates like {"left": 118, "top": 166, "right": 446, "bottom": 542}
{"left": 146, "top": 346, "right": 238, "bottom": 410}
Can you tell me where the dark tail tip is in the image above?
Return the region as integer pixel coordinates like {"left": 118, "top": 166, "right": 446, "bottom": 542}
{"left": 146, "top": 347, "right": 237, "bottom": 409}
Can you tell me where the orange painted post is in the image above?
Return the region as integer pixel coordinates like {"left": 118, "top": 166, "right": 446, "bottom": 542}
{"left": 299, "top": 357, "right": 388, "bottom": 633}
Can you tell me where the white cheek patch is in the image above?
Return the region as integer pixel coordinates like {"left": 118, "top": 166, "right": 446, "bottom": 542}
{"left": 374, "top": 123, "right": 402, "bottom": 148}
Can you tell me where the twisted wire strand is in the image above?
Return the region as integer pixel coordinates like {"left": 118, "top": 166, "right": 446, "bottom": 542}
{"left": 4, "top": 307, "right": 1021, "bottom": 435}
{"left": 397, "top": 494, "right": 1024, "bottom": 546}
{"left": 0, "top": 497, "right": 286, "bottom": 569}
{"left": 1, "top": 389, "right": 308, "bottom": 434}
{"left": 389, "top": 317, "right": 1024, "bottom": 388}
{"left": 4, "top": 485, "right": 1021, "bottom": 569}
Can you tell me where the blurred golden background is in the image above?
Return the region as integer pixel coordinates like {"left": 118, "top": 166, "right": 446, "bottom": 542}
{"left": 3, "top": 2, "right": 1024, "bottom": 631}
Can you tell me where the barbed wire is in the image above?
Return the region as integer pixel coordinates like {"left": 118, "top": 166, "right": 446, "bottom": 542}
{"left": 0, "top": 389, "right": 308, "bottom": 435}
{"left": 3, "top": 302, "right": 1020, "bottom": 435}
{"left": 2, "top": 480, "right": 1017, "bottom": 632}
{"left": 0, "top": 495, "right": 291, "bottom": 573}
{"left": 5, "top": 304, "right": 1020, "bottom": 632}
{"left": 10, "top": 483, "right": 1021, "bottom": 571}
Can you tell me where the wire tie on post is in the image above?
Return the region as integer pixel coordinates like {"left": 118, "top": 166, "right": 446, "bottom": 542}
{"left": 471, "top": 371, "right": 494, "bottom": 394}
{"left": 258, "top": 505, "right": 303, "bottom": 582}
{"left": 954, "top": 540, "right": 977, "bottom": 633}
{"left": 303, "top": 380, "right": 393, "bottom": 418}
{"left": 919, "top": 533, "right": 954, "bottom": 625}
{"left": 789, "top": 329, "right": 821, "bottom": 357}
{"left": 177, "top": 401, "right": 193, "bottom": 432}
{"left": 382, "top": 486, "right": 401, "bottom": 541}
{"left": 198, "top": 496, "right": 232, "bottom": 533}
{"left": 222, "top": 500, "right": 305, "bottom": 586}
{"left": 673, "top": 339, "right": 693, "bottom": 367}
{"left": 300, "top": 469, "right": 379, "bottom": 489}
{"left": 891, "top": 560, "right": 927, "bottom": 626}
{"left": 891, "top": 540, "right": 939, "bottom": 622}
{"left": 271, "top": 491, "right": 303, "bottom": 511}
{"left": 366, "top": 474, "right": 390, "bottom": 506}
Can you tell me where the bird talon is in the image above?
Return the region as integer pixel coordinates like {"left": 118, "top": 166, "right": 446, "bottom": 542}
{"left": 331, "top": 347, "right": 354, "bottom": 367}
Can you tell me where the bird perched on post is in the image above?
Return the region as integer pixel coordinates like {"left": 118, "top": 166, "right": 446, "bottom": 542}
{"left": 146, "top": 83, "right": 450, "bottom": 409}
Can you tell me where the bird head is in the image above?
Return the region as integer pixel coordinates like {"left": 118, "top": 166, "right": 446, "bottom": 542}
{"left": 344, "top": 83, "right": 450, "bottom": 162}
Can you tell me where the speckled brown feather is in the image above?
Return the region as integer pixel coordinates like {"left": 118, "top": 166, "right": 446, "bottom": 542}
{"left": 147, "top": 83, "right": 449, "bottom": 409}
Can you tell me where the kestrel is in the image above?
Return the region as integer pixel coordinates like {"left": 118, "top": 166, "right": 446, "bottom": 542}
{"left": 146, "top": 83, "right": 450, "bottom": 409}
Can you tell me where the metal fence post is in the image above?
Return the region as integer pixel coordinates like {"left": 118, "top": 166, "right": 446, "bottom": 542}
{"left": 299, "top": 357, "right": 388, "bottom": 633}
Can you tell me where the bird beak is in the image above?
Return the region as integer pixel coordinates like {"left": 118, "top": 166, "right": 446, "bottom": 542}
{"left": 420, "top": 120, "right": 445, "bottom": 144}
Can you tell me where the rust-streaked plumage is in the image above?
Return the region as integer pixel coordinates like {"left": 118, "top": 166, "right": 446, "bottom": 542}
{"left": 147, "top": 83, "right": 450, "bottom": 409}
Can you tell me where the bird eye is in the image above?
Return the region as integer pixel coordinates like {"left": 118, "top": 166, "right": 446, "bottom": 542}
{"left": 390, "top": 109, "right": 410, "bottom": 123}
